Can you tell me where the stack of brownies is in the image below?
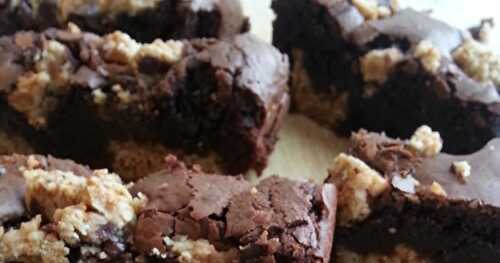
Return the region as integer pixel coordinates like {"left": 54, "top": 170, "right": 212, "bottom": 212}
{"left": 1, "top": 0, "right": 499, "bottom": 262}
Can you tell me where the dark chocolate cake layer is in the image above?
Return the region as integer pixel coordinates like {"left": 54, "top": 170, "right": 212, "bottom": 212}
{"left": 0, "top": 28, "right": 290, "bottom": 180}
{"left": 130, "top": 155, "right": 337, "bottom": 262}
{"left": 0, "top": 154, "right": 337, "bottom": 262}
{"left": 272, "top": 0, "right": 500, "bottom": 155}
{"left": 0, "top": 0, "right": 249, "bottom": 41}
{"left": 327, "top": 127, "right": 500, "bottom": 263}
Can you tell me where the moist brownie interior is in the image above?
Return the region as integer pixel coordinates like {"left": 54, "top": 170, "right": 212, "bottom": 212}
{"left": 327, "top": 127, "right": 500, "bottom": 263}
{"left": 272, "top": 0, "right": 500, "bottom": 155}
{"left": 0, "top": 0, "right": 249, "bottom": 41}
{"left": 0, "top": 28, "right": 290, "bottom": 180}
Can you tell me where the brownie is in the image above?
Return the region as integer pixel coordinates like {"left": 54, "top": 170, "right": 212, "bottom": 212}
{"left": 0, "top": 27, "right": 290, "bottom": 180}
{"left": 0, "top": 0, "right": 249, "bottom": 41}
{"left": 130, "top": 155, "right": 337, "bottom": 262}
{"left": 326, "top": 126, "right": 500, "bottom": 263}
{"left": 272, "top": 0, "right": 500, "bottom": 155}
{"left": 0, "top": 154, "right": 144, "bottom": 262}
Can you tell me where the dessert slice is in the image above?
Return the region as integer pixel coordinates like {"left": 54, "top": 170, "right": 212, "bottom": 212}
{"left": 130, "top": 155, "right": 337, "bottom": 262}
{"left": 0, "top": 27, "right": 290, "bottom": 180}
{"left": 272, "top": 0, "right": 500, "bottom": 155}
{"left": 0, "top": 0, "right": 248, "bottom": 41}
{"left": 0, "top": 154, "right": 337, "bottom": 262}
{"left": 0, "top": 154, "right": 145, "bottom": 262}
{"left": 327, "top": 126, "right": 500, "bottom": 262}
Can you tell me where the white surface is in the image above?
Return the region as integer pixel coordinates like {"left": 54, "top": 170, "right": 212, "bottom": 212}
{"left": 242, "top": 0, "right": 500, "bottom": 50}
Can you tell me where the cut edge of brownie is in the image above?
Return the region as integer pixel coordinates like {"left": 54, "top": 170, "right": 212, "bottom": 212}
{"left": 0, "top": 26, "right": 290, "bottom": 180}
{"left": 327, "top": 126, "right": 500, "bottom": 263}
{"left": 272, "top": 0, "right": 500, "bottom": 154}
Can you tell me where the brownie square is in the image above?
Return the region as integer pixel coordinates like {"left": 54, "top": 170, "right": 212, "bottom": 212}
{"left": 0, "top": 27, "right": 290, "bottom": 180}
{"left": 131, "top": 155, "right": 337, "bottom": 262}
{"left": 272, "top": 0, "right": 500, "bottom": 155}
{"left": 327, "top": 126, "right": 500, "bottom": 262}
{"left": 0, "top": 0, "right": 249, "bottom": 41}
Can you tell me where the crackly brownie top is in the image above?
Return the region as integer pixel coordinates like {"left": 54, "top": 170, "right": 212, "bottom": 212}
{"left": 0, "top": 26, "right": 288, "bottom": 129}
{"left": 130, "top": 155, "right": 337, "bottom": 262}
{"left": 328, "top": 126, "right": 500, "bottom": 226}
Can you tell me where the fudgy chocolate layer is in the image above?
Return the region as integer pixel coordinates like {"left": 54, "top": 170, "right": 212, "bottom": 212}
{"left": 0, "top": 0, "right": 248, "bottom": 41}
{"left": 328, "top": 130, "right": 500, "bottom": 263}
{"left": 0, "top": 28, "right": 289, "bottom": 180}
{"left": 272, "top": 0, "right": 500, "bottom": 155}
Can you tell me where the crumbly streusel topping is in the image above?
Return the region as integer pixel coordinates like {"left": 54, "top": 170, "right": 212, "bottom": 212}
{"left": 352, "top": 0, "right": 396, "bottom": 20}
{"left": 0, "top": 216, "right": 69, "bottom": 263}
{"left": 23, "top": 167, "right": 145, "bottom": 227}
{"left": 161, "top": 236, "right": 239, "bottom": 263}
{"left": 452, "top": 161, "right": 472, "bottom": 181}
{"left": 328, "top": 154, "right": 389, "bottom": 226}
{"left": 361, "top": 48, "right": 404, "bottom": 84}
{"left": 414, "top": 40, "right": 441, "bottom": 73}
{"left": 453, "top": 39, "right": 500, "bottom": 88}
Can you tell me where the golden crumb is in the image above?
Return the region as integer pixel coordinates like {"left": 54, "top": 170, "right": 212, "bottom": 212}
{"left": 92, "top": 88, "right": 108, "bottom": 105}
{"left": 414, "top": 40, "right": 441, "bottom": 73}
{"left": 429, "top": 182, "right": 447, "bottom": 197}
{"left": 361, "top": 48, "right": 404, "bottom": 84}
{"left": 452, "top": 161, "right": 471, "bottom": 181}
{"left": 134, "top": 40, "right": 184, "bottom": 67}
{"left": 352, "top": 0, "right": 380, "bottom": 20}
{"left": 101, "top": 31, "right": 141, "bottom": 64}
{"left": 453, "top": 39, "right": 500, "bottom": 87}
{"left": 163, "top": 236, "right": 239, "bottom": 263}
{"left": 328, "top": 154, "right": 388, "bottom": 226}
{"left": 0, "top": 216, "right": 69, "bottom": 263}
{"left": 53, "top": 204, "right": 109, "bottom": 245}
{"left": 409, "top": 125, "right": 443, "bottom": 157}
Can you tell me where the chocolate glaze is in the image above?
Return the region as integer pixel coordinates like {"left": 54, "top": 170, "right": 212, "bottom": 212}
{"left": 131, "top": 155, "right": 337, "bottom": 262}
{"left": 0, "top": 0, "right": 249, "bottom": 42}
{"left": 0, "top": 29, "right": 289, "bottom": 178}
{"left": 272, "top": 0, "right": 500, "bottom": 155}
{"left": 331, "top": 131, "right": 500, "bottom": 262}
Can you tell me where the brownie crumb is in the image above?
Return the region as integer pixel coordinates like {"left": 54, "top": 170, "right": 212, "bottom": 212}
{"left": 409, "top": 125, "right": 443, "bottom": 157}
{"left": 360, "top": 48, "right": 404, "bottom": 84}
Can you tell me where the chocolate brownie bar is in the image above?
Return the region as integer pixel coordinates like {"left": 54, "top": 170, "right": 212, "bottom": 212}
{"left": 0, "top": 0, "right": 249, "bottom": 41}
{"left": 0, "top": 27, "right": 290, "bottom": 180}
{"left": 327, "top": 126, "right": 500, "bottom": 262}
{"left": 0, "top": 154, "right": 145, "bottom": 262}
{"left": 130, "top": 155, "right": 337, "bottom": 262}
{"left": 0, "top": 154, "right": 337, "bottom": 262}
{"left": 272, "top": 0, "right": 500, "bottom": 155}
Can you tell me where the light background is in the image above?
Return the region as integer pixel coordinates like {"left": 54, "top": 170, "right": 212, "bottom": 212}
{"left": 241, "top": 0, "right": 500, "bottom": 182}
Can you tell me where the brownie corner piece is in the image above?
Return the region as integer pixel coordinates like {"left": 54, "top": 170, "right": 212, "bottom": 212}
{"left": 327, "top": 126, "right": 500, "bottom": 262}
{"left": 272, "top": 0, "right": 500, "bottom": 154}
{"left": 0, "top": 0, "right": 249, "bottom": 41}
{"left": 130, "top": 155, "right": 337, "bottom": 262}
{"left": 0, "top": 28, "right": 289, "bottom": 180}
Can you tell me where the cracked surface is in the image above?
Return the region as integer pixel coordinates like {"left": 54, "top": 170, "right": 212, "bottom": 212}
{"left": 327, "top": 129, "right": 500, "bottom": 263}
{"left": 131, "top": 155, "right": 337, "bottom": 262}
{"left": 0, "top": 28, "right": 289, "bottom": 179}
{"left": 0, "top": 0, "right": 248, "bottom": 42}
